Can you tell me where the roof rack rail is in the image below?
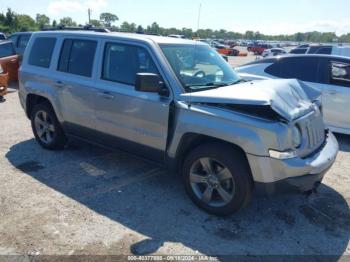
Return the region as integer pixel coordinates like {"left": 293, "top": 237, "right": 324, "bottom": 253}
{"left": 41, "top": 24, "right": 110, "bottom": 33}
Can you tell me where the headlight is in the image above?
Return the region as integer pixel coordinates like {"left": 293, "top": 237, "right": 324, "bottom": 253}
{"left": 292, "top": 125, "right": 302, "bottom": 148}
{"left": 0, "top": 64, "right": 3, "bottom": 74}
{"left": 269, "top": 149, "right": 297, "bottom": 160}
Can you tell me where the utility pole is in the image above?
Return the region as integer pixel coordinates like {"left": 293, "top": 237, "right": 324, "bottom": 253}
{"left": 197, "top": 3, "right": 202, "bottom": 38}
{"left": 88, "top": 8, "right": 91, "bottom": 24}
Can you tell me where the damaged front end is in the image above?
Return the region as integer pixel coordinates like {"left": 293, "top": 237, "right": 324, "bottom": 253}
{"left": 180, "top": 78, "right": 326, "bottom": 159}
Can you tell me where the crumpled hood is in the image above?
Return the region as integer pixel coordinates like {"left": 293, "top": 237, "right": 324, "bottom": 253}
{"left": 180, "top": 79, "right": 321, "bottom": 121}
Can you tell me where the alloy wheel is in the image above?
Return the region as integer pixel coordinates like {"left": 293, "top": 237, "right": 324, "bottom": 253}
{"left": 189, "top": 157, "right": 235, "bottom": 207}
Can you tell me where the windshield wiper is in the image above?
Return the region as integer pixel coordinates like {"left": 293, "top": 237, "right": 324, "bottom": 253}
{"left": 185, "top": 79, "right": 247, "bottom": 89}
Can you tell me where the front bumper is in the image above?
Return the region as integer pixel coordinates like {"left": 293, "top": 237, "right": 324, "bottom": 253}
{"left": 247, "top": 131, "right": 339, "bottom": 194}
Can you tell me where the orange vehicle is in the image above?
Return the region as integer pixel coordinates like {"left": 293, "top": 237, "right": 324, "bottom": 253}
{"left": 0, "top": 65, "right": 8, "bottom": 97}
{"left": 0, "top": 40, "right": 20, "bottom": 82}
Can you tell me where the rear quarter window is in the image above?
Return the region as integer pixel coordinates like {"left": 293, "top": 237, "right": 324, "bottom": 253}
{"left": 28, "top": 37, "right": 57, "bottom": 68}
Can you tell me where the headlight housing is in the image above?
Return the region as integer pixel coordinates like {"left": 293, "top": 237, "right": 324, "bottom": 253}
{"left": 269, "top": 124, "right": 302, "bottom": 160}
{"left": 0, "top": 64, "right": 3, "bottom": 74}
{"left": 291, "top": 125, "right": 302, "bottom": 148}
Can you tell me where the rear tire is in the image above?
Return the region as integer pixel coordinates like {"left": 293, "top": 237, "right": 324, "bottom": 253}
{"left": 30, "top": 102, "right": 67, "bottom": 150}
{"left": 182, "top": 142, "right": 253, "bottom": 216}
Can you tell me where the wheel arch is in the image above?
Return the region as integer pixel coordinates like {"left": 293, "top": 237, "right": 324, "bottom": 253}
{"left": 26, "top": 94, "right": 57, "bottom": 119}
{"left": 175, "top": 133, "right": 252, "bottom": 175}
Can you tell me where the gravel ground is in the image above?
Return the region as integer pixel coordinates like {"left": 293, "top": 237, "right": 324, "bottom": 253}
{"left": 0, "top": 54, "right": 349, "bottom": 259}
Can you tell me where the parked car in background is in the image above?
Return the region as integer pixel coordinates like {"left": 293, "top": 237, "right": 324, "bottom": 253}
{"left": 0, "top": 64, "right": 8, "bottom": 98}
{"left": 262, "top": 48, "right": 287, "bottom": 57}
{"left": 248, "top": 43, "right": 273, "bottom": 55}
{"left": 305, "top": 45, "right": 350, "bottom": 57}
{"left": 7, "top": 32, "right": 32, "bottom": 56}
{"left": 289, "top": 44, "right": 310, "bottom": 54}
{"left": 19, "top": 31, "right": 338, "bottom": 216}
{"left": 0, "top": 40, "right": 19, "bottom": 81}
{"left": 235, "top": 54, "right": 350, "bottom": 134}
{"left": 0, "top": 33, "right": 6, "bottom": 40}
{"left": 168, "top": 34, "right": 186, "bottom": 39}
{"left": 211, "top": 41, "right": 247, "bottom": 56}
{"left": 210, "top": 41, "right": 239, "bottom": 56}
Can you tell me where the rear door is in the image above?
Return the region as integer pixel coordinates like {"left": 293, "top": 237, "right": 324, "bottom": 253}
{"left": 53, "top": 37, "right": 98, "bottom": 137}
{"left": 318, "top": 58, "right": 350, "bottom": 133}
{"left": 93, "top": 41, "right": 171, "bottom": 161}
{"left": 0, "top": 42, "right": 19, "bottom": 81}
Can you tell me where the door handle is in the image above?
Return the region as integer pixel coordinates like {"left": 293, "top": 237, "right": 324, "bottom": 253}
{"left": 327, "top": 90, "right": 337, "bottom": 95}
{"left": 54, "top": 80, "right": 65, "bottom": 88}
{"left": 97, "top": 91, "right": 115, "bottom": 100}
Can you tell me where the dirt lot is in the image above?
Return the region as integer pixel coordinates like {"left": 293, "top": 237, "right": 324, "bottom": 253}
{"left": 0, "top": 55, "right": 349, "bottom": 259}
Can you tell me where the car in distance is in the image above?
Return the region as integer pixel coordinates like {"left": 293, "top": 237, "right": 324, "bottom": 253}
{"left": 262, "top": 48, "right": 287, "bottom": 58}
{"left": 7, "top": 32, "right": 32, "bottom": 57}
{"left": 0, "top": 64, "right": 8, "bottom": 97}
{"left": 289, "top": 44, "right": 310, "bottom": 54}
{"left": 248, "top": 43, "right": 273, "bottom": 55}
{"left": 19, "top": 32, "right": 338, "bottom": 216}
{"left": 0, "top": 33, "right": 6, "bottom": 40}
{"left": 0, "top": 40, "right": 19, "bottom": 82}
{"left": 235, "top": 54, "right": 350, "bottom": 135}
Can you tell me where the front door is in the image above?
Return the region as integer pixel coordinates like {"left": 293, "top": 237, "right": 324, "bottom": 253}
{"left": 321, "top": 59, "right": 350, "bottom": 133}
{"left": 94, "top": 41, "right": 171, "bottom": 161}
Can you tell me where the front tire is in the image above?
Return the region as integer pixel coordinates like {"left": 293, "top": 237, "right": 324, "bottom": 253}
{"left": 30, "top": 103, "right": 67, "bottom": 150}
{"left": 182, "top": 142, "right": 253, "bottom": 216}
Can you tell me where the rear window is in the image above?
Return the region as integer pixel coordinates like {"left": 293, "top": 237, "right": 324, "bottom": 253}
{"left": 28, "top": 37, "right": 56, "bottom": 68}
{"left": 0, "top": 43, "right": 15, "bottom": 58}
{"left": 58, "top": 39, "right": 97, "bottom": 77}
{"left": 18, "top": 34, "right": 31, "bottom": 49}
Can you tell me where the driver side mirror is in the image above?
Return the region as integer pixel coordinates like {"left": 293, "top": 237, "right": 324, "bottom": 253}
{"left": 135, "top": 73, "right": 169, "bottom": 96}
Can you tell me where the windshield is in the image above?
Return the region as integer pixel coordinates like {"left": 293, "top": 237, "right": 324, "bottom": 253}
{"left": 160, "top": 44, "right": 241, "bottom": 92}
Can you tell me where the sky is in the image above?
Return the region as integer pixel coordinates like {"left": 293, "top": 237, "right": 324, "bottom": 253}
{"left": 1, "top": 0, "right": 350, "bottom": 36}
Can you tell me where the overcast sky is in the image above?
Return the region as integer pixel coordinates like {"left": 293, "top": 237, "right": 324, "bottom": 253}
{"left": 1, "top": 0, "right": 350, "bottom": 36}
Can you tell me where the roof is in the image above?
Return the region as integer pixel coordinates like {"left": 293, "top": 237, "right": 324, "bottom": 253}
{"left": 31, "top": 30, "right": 205, "bottom": 45}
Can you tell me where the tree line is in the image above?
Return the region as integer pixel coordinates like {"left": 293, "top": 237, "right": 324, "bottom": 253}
{"left": 1, "top": 8, "right": 349, "bottom": 43}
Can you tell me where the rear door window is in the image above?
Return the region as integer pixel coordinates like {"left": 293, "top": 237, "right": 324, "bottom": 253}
{"left": 28, "top": 37, "right": 56, "bottom": 68}
{"left": 102, "top": 42, "right": 159, "bottom": 85}
{"left": 0, "top": 43, "right": 16, "bottom": 58}
{"left": 58, "top": 39, "right": 97, "bottom": 77}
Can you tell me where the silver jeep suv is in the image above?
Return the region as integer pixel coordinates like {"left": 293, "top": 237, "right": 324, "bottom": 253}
{"left": 19, "top": 31, "right": 339, "bottom": 215}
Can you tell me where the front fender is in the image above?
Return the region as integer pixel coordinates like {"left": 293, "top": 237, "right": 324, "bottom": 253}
{"left": 168, "top": 103, "right": 290, "bottom": 158}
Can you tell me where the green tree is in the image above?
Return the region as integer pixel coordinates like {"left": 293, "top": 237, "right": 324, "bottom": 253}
{"left": 136, "top": 25, "right": 144, "bottom": 33}
{"left": 90, "top": 19, "right": 102, "bottom": 27}
{"left": 59, "top": 17, "right": 77, "bottom": 26}
{"left": 17, "top": 14, "right": 36, "bottom": 31}
{"left": 100, "top": 12, "right": 118, "bottom": 27}
{"left": 52, "top": 20, "right": 57, "bottom": 27}
{"left": 36, "top": 14, "right": 50, "bottom": 30}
